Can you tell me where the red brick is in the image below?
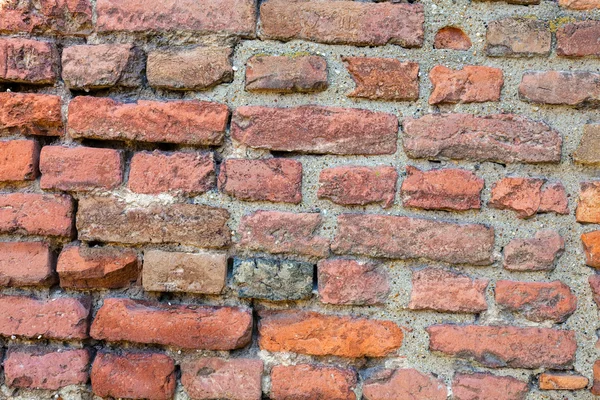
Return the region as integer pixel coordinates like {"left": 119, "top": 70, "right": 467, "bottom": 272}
{"left": 495, "top": 280, "right": 577, "bottom": 323}
{"left": 246, "top": 55, "right": 328, "bottom": 93}
{"left": 594, "top": 360, "right": 600, "bottom": 395}
{"left": 271, "top": 364, "right": 356, "bottom": 400}
{"left": 519, "top": 71, "right": 600, "bottom": 106}
{"left": 219, "top": 158, "right": 302, "bottom": 204}
{"left": 343, "top": 57, "right": 419, "bottom": 101}
{"left": 427, "top": 325, "right": 576, "bottom": 369}
{"left": 62, "top": 44, "right": 143, "bottom": 89}
{"left": 504, "top": 230, "right": 565, "bottom": 271}
{"left": 539, "top": 182, "right": 569, "bottom": 215}
{"left": 148, "top": 46, "right": 233, "bottom": 91}
{"left": 486, "top": 18, "right": 551, "bottom": 57}
{"left": 0, "top": 93, "right": 63, "bottom": 137}
{"left": 434, "top": 27, "right": 472, "bottom": 50}
{"left": 317, "top": 259, "right": 389, "bottom": 305}
{"left": 77, "top": 196, "right": 230, "bottom": 248}
{"left": 332, "top": 214, "right": 494, "bottom": 265}
{"left": 237, "top": 211, "right": 329, "bottom": 258}
{"left": 96, "top": 0, "right": 256, "bottom": 36}
{"left": 129, "top": 151, "right": 214, "bottom": 195}
{"left": 57, "top": 245, "right": 139, "bottom": 289}
{"left": 577, "top": 181, "right": 600, "bottom": 223}
{"left": 91, "top": 298, "right": 252, "bottom": 350}
{"left": 92, "top": 352, "right": 175, "bottom": 400}
{"left": 559, "top": 0, "right": 600, "bottom": 10}
{"left": 590, "top": 274, "right": 600, "bottom": 307}
{"left": 0, "top": 193, "right": 73, "bottom": 237}
{"left": 40, "top": 146, "right": 123, "bottom": 191}
{"left": 181, "top": 358, "right": 263, "bottom": 400}
{"left": 453, "top": 373, "right": 528, "bottom": 400}
{"left": 400, "top": 166, "right": 483, "bottom": 211}
{"left": 539, "top": 373, "right": 589, "bottom": 390}
{"left": 259, "top": 310, "right": 403, "bottom": 357}
{"left": 363, "top": 368, "right": 447, "bottom": 400}
{"left": 557, "top": 22, "right": 600, "bottom": 57}
{"left": 260, "top": 0, "right": 424, "bottom": 47}
{"left": 403, "top": 113, "right": 562, "bottom": 163}
{"left": 574, "top": 124, "right": 600, "bottom": 165}
{"left": 68, "top": 97, "right": 229, "bottom": 146}
{"left": 231, "top": 106, "right": 398, "bottom": 155}
{"left": 409, "top": 268, "right": 488, "bottom": 313}
{"left": 0, "top": 140, "right": 39, "bottom": 182}
{"left": 583, "top": 231, "right": 600, "bottom": 268}
{"left": 318, "top": 166, "right": 397, "bottom": 208}
{"left": 5, "top": 348, "right": 89, "bottom": 390}
{"left": 0, "top": 295, "right": 89, "bottom": 340}
{"left": 429, "top": 65, "right": 503, "bottom": 104}
{"left": 0, "top": 0, "right": 92, "bottom": 35}
{"left": 489, "top": 177, "right": 544, "bottom": 218}
{"left": 0, "top": 38, "right": 57, "bottom": 84}
{"left": 0, "top": 242, "right": 54, "bottom": 287}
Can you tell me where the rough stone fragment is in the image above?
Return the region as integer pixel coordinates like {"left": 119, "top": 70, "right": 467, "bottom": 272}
{"left": 576, "top": 181, "right": 600, "bottom": 223}
{"left": 0, "top": 38, "right": 58, "bottom": 84}
{"left": 363, "top": 368, "right": 447, "bottom": 400}
{"left": 574, "top": 124, "right": 600, "bottom": 165}
{"left": 317, "top": 259, "right": 389, "bottom": 305}
{"left": 503, "top": 230, "right": 564, "bottom": 271}
{"left": 271, "top": 364, "right": 357, "bottom": 400}
{"left": 519, "top": 71, "right": 600, "bottom": 107}
{"left": 583, "top": 231, "right": 600, "bottom": 268}
{"left": 0, "top": 140, "right": 40, "bottom": 182}
{"left": 246, "top": 55, "right": 328, "bottom": 93}
{"left": 557, "top": 21, "right": 600, "bottom": 57}
{"left": 0, "top": 93, "right": 63, "bottom": 137}
{"left": 0, "top": 242, "right": 54, "bottom": 287}
{"left": 489, "top": 177, "right": 545, "bottom": 218}
{"left": 486, "top": 18, "right": 551, "bottom": 57}
{"left": 429, "top": 65, "right": 504, "bottom": 104}
{"left": 539, "top": 373, "right": 589, "bottom": 390}
{"left": 0, "top": 0, "right": 92, "bottom": 35}
{"left": 434, "top": 27, "right": 472, "bottom": 50}
{"left": 0, "top": 193, "right": 73, "bottom": 237}
{"left": 452, "top": 373, "right": 529, "bottom": 400}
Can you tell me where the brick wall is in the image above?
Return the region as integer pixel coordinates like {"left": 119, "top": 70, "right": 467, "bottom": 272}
{"left": 1, "top": 0, "right": 600, "bottom": 399}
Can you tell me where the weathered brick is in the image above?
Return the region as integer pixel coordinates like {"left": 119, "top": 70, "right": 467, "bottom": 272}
{"left": 91, "top": 298, "right": 252, "bottom": 350}
{"left": 231, "top": 105, "right": 398, "bottom": 155}
{"left": 40, "top": 146, "right": 123, "bottom": 191}
{"left": 0, "top": 295, "right": 90, "bottom": 340}
{"left": 409, "top": 268, "right": 488, "bottom": 313}
{"left": 96, "top": 0, "right": 256, "bottom": 36}
{"left": 318, "top": 166, "right": 397, "bottom": 208}
{"left": 490, "top": 177, "right": 568, "bottom": 218}
{"left": 332, "top": 214, "right": 494, "bottom": 265}
{"left": 260, "top": 0, "right": 424, "bottom": 47}
{"left": 557, "top": 22, "right": 600, "bottom": 57}
{"left": 143, "top": 250, "right": 226, "bottom": 294}
{"left": 148, "top": 47, "right": 233, "bottom": 90}
{"left": 62, "top": 44, "right": 143, "bottom": 90}
{"left": 559, "top": 0, "right": 600, "bottom": 10}
{"left": 259, "top": 310, "right": 403, "bottom": 357}
{"left": 0, "top": 93, "right": 63, "bottom": 137}
{"left": 574, "top": 124, "right": 600, "bottom": 165}
{"left": 477, "top": 0, "right": 538, "bottom": 5}
{"left": 57, "top": 245, "right": 139, "bottom": 289}
{"left": 128, "top": 151, "right": 214, "bottom": 195}
{"left": 594, "top": 360, "right": 600, "bottom": 395}
{"left": 429, "top": 65, "right": 504, "bottom": 104}
{"left": 0, "top": 140, "right": 39, "bottom": 182}
{"left": 577, "top": 182, "right": 600, "bottom": 223}
{"left": 434, "top": 27, "right": 472, "bottom": 50}
{"left": 182, "top": 358, "right": 263, "bottom": 400}
{"left": 77, "top": 196, "right": 230, "bottom": 248}
{"left": 363, "top": 368, "right": 447, "bottom": 400}
{"left": 539, "top": 373, "right": 589, "bottom": 390}
{"left": 343, "top": 57, "right": 419, "bottom": 101}
{"left": 237, "top": 211, "right": 329, "bottom": 258}
{"left": 0, "top": 0, "right": 92, "bottom": 35}
{"left": 232, "top": 258, "right": 313, "bottom": 301}
{"left": 519, "top": 71, "right": 600, "bottom": 106}
{"left": 218, "top": 158, "right": 302, "bottom": 204}
{"left": 246, "top": 55, "right": 328, "bottom": 93}
{"left": 486, "top": 18, "right": 551, "bottom": 57}
{"left": 271, "top": 364, "right": 356, "bottom": 400}
{"left": 0, "top": 193, "right": 73, "bottom": 237}
{"left": 400, "top": 166, "right": 483, "bottom": 211}
{"left": 504, "top": 230, "right": 564, "bottom": 271}
{"left": 427, "top": 325, "right": 576, "bottom": 369}
{"left": 583, "top": 231, "right": 600, "bottom": 268}
{"left": 5, "top": 348, "right": 89, "bottom": 390}
{"left": 92, "top": 352, "right": 175, "bottom": 400}
{"left": 68, "top": 97, "right": 229, "bottom": 146}
{"left": 317, "top": 259, "right": 389, "bottom": 305}
{"left": 453, "top": 373, "right": 528, "bottom": 400}
{"left": 0, "top": 242, "right": 54, "bottom": 287}
{"left": 403, "top": 113, "right": 562, "bottom": 163}
{"left": 0, "top": 38, "right": 57, "bottom": 84}
{"left": 590, "top": 274, "right": 600, "bottom": 307}
{"left": 539, "top": 182, "right": 569, "bottom": 215}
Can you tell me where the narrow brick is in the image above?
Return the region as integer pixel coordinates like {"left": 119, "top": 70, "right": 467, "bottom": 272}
{"left": 91, "top": 298, "right": 252, "bottom": 350}
{"left": 40, "top": 146, "right": 123, "bottom": 191}
{"left": 143, "top": 250, "right": 226, "bottom": 294}
{"left": 128, "top": 151, "right": 214, "bottom": 195}
{"left": 559, "top": 0, "right": 600, "bottom": 8}
{"left": 0, "top": 38, "right": 57, "bottom": 84}
{"left": 590, "top": 274, "right": 600, "bottom": 307}
{"left": 403, "top": 113, "right": 562, "bottom": 163}
{"left": 332, "top": 214, "right": 494, "bottom": 265}
{"left": 427, "top": 325, "right": 576, "bottom": 369}
{"left": 343, "top": 57, "right": 419, "bottom": 101}
{"left": 577, "top": 182, "right": 600, "bottom": 223}
{"left": 317, "top": 259, "right": 389, "bottom": 305}
{"left": 62, "top": 44, "right": 143, "bottom": 90}
{"left": 148, "top": 46, "right": 233, "bottom": 90}
{"left": 0, "top": 242, "right": 54, "bottom": 287}
{"left": 0, "top": 0, "right": 92, "bottom": 35}
{"left": 486, "top": 18, "right": 551, "bottom": 57}
{"left": 318, "top": 166, "right": 397, "bottom": 208}
{"left": 429, "top": 65, "right": 504, "bottom": 104}
{"left": 539, "top": 373, "right": 589, "bottom": 390}
{"left": 557, "top": 22, "right": 600, "bottom": 57}
{"left": 0, "top": 193, "right": 73, "bottom": 237}
{"left": 218, "top": 158, "right": 302, "bottom": 204}
{"left": 259, "top": 310, "right": 403, "bottom": 357}
{"left": 574, "top": 124, "right": 600, "bottom": 165}
{"left": 271, "top": 364, "right": 356, "bottom": 400}
{"left": 77, "top": 196, "right": 230, "bottom": 248}
{"left": 363, "top": 369, "right": 447, "bottom": 400}
{"left": 246, "top": 55, "right": 328, "bottom": 93}
{"left": 583, "top": 231, "right": 600, "bottom": 268}
{"left": 231, "top": 105, "right": 398, "bottom": 155}
{"left": 453, "top": 373, "right": 528, "bottom": 400}
{"left": 594, "top": 360, "right": 600, "bottom": 395}
{"left": 504, "top": 230, "right": 565, "bottom": 271}
{"left": 519, "top": 71, "right": 600, "bottom": 106}
{"left": 0, "top": 93, "right": 63, "bottom": 137}
{"left": 68, "top": 97, "right": 229, "bottom": 146}
{"left": 434, "top": 27, "right": 471, "bottom": 50}
{"left": 0, "top": 140, "right": 39, "bottom": 182}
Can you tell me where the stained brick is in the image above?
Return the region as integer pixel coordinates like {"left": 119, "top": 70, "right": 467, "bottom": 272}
{"left": 539, "top": 373, "right": 589, "bottom": 390}
{"left": 453, "top": 373, "right": 528, "bottom": 400}
{"left": 0, "top": 38, "right": 57, "bottom": 84}
{"left": 0, "top": 140, "right": 39, "bottom": 182}
{"left": 557, "top": 22, "right": 600, "bottom": 57}
{"left": 0, "top": 93, "right": 63, "bottom": 137}
{"left": 0, "top": 0, "right": 92, "bottom": 35}
{"left": 429, "top": 65, "right": 503, "bottom": 104}
{"left": 0, "top": 193, "right": 73, "bottom": 237}
{"left": 486, "top": 18, "right": 551, "bottom": 57}
{"left": 246, "top": 55, "right": 328, "bottom": 93}
{"left": 271, "top": 364, "right": 356, "bottom": 400}
{"left": 574, "top": 124, "right": 600, "bottom": 165}
{"left": 504, "top": 230, "right": 564, "bottom": 271}
{"left": 434, "top": 27, "right": 472, "bottom": 50}
{"left": 559, "top": 0, "right": 600, "bottom": 11}
{"left": 519, "top": 71, "right": 600, "bottom": 107}
{"left": 0, "top": 242, "right": 54, "bottom": 287}
{"left": 363, "top": 368, "right": 447, "bottom": 400}
{"left": 576, "top": 182, "right": 600, "bottom": 223}
{"left": 317, "top": 259, "right": 389, "bottom": 305}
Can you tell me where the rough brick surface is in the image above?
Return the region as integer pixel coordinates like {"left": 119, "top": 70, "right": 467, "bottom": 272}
{"left": 559, "top": 0, "right": 600, "bottom": 8}
{"left": 594, "top": 360, "right": 600, "bottom": 395}
{"left": 429, "top": 65, "right": 504, "bottom": 104}
{"left": 503, "top": 230, "right": 565, "bottom": 271}
{"left": 577, "top": 182, "right": 600, "bottom": 223}
{"left": 557, "top": 22, "right": 600, "bottom": 57}
{"left": 246, "top": 55, "right": 328, "bottom": 93}
{"left": 486, "top": 18, "right": 551, "bottom": 57}
{"left": 0, "top": 242, "right": 54, "bottom": 287}
{"left": 489, "top": 177, "right": 544, "bottom": 218}
{"left": 0, "top": 93, "right": 63, "bottom": 137}
{"left": 582, "top": 231, "right": 600, "bottom": 268}
{"left": 317, "top": 259, "right": 389, "bottom": 305}
{"left": 519, "top": 71, "right": 600, "bottom": 106}
{"left": 539, "top": 373, "right": 589, "bottom": 390}
{"left": 0, "top": 140, "right": 39, "bottom": 182}
{"left": 0, "top": 193, "right": 73, "bottom": 237}
{"left": 363, "top": 368, "right": 447, "bottom": 400}
{"left": 452, "top": 373, "right": 529, "bottom": 400}
{"left": 434, "top": 27, "right": 472, "bottom": 50}
{"left": 574, "top": 124, "right": 600, "bottom": 165}
{"left": 271, "top": 364, "right": 357, "bottom": 400}
{"left": 0, "top": 0, "right": 92, "bottom": 35}
{"left": 0, "top": 38, "right": 57, "bottom": 84}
